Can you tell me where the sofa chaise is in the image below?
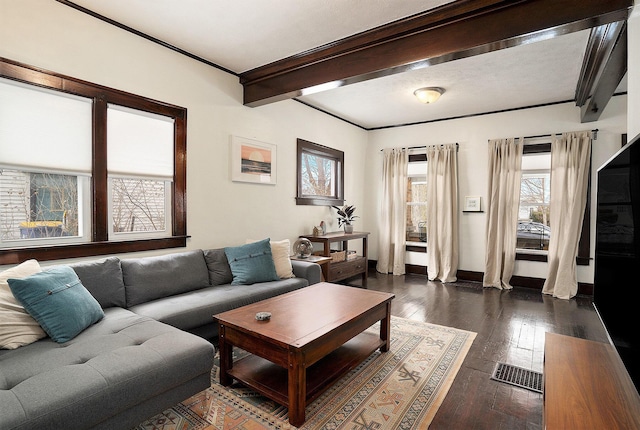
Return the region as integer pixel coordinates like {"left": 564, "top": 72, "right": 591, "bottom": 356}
{"left": 0, "top": 240, "right": 321, "bottom": 430}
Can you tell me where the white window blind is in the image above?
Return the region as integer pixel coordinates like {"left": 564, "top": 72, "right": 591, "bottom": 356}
{"left": 107, "top": 104, "right": 174, "bottom": 179}
{"left": 521, "top": 153, "right": 551, "bottom": 170}
{"left": 0, "top": 78, "right": 92, "bottom": 174}
{"left": 408, "top": 160, "right": 427, "bottom": 176}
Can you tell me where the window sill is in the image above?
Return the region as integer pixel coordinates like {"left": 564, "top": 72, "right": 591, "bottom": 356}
{"left": 406, "top": 241, "right": 427, "bottom": 247}
{"left": 516, "top": 251, "right": 548, "bottom": 262}
{"left": 0, "top": 236, "right": 189, "bottom": 265}
{"left": 295, "top": 197, "right": 344, "bottom": 206}
{"left": 406, "top": 242, "right": 427, "bottom": 253}
{"left": 516, "top": 251, "right": 590, "bottom": 266}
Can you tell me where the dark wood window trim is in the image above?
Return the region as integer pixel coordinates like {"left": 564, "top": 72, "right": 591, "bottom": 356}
{"left": 408, "top": 154, "right": 427, "bottom": 163}
{"left": 406, "top": 245, "right": 427, "bottom": 253}
{"left": 0, "top": 57, "right": 188, "bottom": 265}
{"left": 296, "top": 138, "right": 344, "bottom": 206}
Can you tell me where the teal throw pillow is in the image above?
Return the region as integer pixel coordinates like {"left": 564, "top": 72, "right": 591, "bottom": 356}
{"left": 8, "top": 266, "right": 104, "bottom": 343}
{"left": 224, "top": 238, "right": 279, "bottom": 285}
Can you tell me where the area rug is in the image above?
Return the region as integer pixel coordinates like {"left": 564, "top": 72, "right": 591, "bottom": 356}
{"left": 134, "top": 317, "right": 476, "bottom": 430}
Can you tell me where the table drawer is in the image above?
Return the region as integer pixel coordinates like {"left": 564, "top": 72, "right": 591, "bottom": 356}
{"left": 328, "top": 257, "right": 366, "bottom": 281}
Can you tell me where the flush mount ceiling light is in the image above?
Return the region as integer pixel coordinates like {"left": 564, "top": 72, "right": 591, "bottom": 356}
{"left": 414, "top": 87, "right": 445, "bottom": 104}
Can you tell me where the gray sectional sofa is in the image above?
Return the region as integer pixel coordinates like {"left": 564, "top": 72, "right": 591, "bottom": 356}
{"left": 0, "top": 247, "right": 321, "bottom": 430}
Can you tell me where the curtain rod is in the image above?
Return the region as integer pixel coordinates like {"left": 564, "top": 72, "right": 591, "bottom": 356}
{"left": 523, "top": 128, "right": 599, "bottom": 140}
{"left": 380, "top": 142, "right": 459, "bottom": 152}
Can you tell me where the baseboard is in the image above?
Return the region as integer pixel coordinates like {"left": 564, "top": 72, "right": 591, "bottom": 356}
{"left": 406, "top": 264, "right": 427, "bottom": 275}
{"left": 367, "top": 260, "right": 593, "bottom": 296}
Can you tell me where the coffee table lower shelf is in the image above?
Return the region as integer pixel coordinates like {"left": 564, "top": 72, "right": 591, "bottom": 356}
{"left": 227, "top": 331, "right": 383, "bottom": 407}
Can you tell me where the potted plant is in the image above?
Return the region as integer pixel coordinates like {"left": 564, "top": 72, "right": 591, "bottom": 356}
{"left": 332, "top": 204, "right": 358, "bottom": 233}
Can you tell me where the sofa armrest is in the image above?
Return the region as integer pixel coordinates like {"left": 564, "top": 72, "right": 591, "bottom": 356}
{"left": 291, "top": 260, "right": 321, "bottom": 285}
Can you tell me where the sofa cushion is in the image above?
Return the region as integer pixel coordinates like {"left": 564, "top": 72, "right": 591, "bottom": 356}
{"left": 69, "top": 257, "right": 126, "bottom": 309}
{"left": 225, "top": 238, "right": 279, "bottom": 285}
{"left": 129, "top": 277, "right": 309, "bottom": 332}
{"left": 8, "top": 266, "right": 104, "bottom": 343}
{"left": 246, "top": 238, "right": 294, "bottom": 279}
{"left": 270, "top": 239, "right": 294, "bottom": 279}
{"left": 0, "top": 260, "right": 47, "bottom": 349}
{"left": 122, "top": 250, "right": 210, "bottom": 307}
{"left": 0, "top": 307, "right": 214, "bottom": 430}
{"left": 203, "top": 248, "right": 233, "bottom": 286}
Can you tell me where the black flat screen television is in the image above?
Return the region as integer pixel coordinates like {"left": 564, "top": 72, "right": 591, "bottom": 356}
{"left": 594, "top": 132, "right": 640, "bottom": 392}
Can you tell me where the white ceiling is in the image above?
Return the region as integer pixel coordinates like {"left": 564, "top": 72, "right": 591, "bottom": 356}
{"left": 68, "top": 0, "right": 625, "bottom": 129}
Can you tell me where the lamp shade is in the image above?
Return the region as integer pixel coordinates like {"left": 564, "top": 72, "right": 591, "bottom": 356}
{"left": 414, "top": 87, "right": 444, "bottom": 104}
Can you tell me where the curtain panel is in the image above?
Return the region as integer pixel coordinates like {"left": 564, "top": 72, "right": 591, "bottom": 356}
{"left": 377, "top": 148, "right": 408, "bottom": 275}
{"left": 483, "top": 138, "right": 523, "bottom": 290}
{"left": 542, "top": 131, "right": 592, "bottom": 299}
{"left": 426, "top": 144, "right": 459, "bottom": 282}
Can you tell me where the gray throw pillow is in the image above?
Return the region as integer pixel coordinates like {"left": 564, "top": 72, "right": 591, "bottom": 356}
{"left": 122, "top": 250, "right": 210, "bottom": 307}
{"left": 203, "top": 248, "right": 233, "bottom": 285}
{"left": 69, "top": 257, "right": 125, "bottom": 309}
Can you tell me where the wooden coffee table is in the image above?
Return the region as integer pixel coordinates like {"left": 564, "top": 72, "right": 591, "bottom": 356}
{"left": 214, "top": 282, "right": 395, "bottom": 426}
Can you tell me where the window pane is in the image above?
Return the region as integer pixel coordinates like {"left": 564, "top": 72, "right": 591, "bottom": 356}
{"left": 518, "top": 154, "right": 551, "bottom": 250}
{"left": 0, "top": 170, "right": 79, "bottom": 241}
{"left": 301, "top": 153, "right": 335, "bottom": 197}
{"left": 406, "top": 177, "right": 427, "bottom": 242}
{"left": 111, "top": 178, "right": 166, "bottom": 233}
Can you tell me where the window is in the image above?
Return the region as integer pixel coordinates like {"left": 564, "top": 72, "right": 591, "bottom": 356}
{"left": 296, "top": 138, "right": 344, "bottom": 206}
{"left": 406, "top": 159, "right": 427, "bottom": 243}
{"left": 110, "top": 178, "right": 169, "bottom": 235}
{"left": 0, "top": 58, "right": 187, "bottom": 265}
{"left": 0, "top": 77, "right": 92, "bottom": 248}
{"left": 517, "top": 151, "right": 551, "bottom": 251}
{"left": 107, "top": 104, "right": 174, "bottom": 239}
{"left": 0, "top": 170, "right": 90, "bottom": 245}
{"left": 516, "top": 142, "right": 590, "bottom": 265}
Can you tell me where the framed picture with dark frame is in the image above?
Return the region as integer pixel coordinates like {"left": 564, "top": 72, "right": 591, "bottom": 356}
{"left": 296, "top": 138, "right": 344, "bottom": 206}
{"left": 230, "top": 135, "right": 277, "bottom": 185}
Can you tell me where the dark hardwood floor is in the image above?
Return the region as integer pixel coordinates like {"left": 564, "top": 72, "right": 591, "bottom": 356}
{"left": 345, "top": 270, "right": 609, "bottom": 430}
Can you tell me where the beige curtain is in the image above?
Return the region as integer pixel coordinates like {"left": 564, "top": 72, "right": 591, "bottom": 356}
{"left": 542, "top": 131, "right": 592, "bottom": 299}
{"left": 377, "top": 148, "right": 408, "bottom": 275}
{"left": 483, "top": 138, "right": 523, "bottom": 290}
{"left": 426, "top": 144, "right": 458, "bottom": 282}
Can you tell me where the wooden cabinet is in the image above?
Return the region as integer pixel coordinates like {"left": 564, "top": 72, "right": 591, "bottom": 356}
{"left": 544, "top": 333, "right": 640, "bottom": 429}
{"left": 300, "top": 231, "right": 369, "bottom": 288}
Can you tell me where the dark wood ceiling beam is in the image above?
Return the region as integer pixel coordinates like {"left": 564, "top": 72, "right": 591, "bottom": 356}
{"left": 580, "top": 22, "right": 627, "bottom": 123}
{"left": 575, "top": 22, "right": 625, "bottom": 107}
{"left": 240, "top": 0, "right": 632, "bottom": 107}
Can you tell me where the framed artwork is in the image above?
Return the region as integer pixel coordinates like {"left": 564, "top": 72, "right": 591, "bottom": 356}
{"left": 464, "top": 196, "right": 481, "bottom": 212}
{"left": 230, "top": 135, "right": 277, "bottom": 185}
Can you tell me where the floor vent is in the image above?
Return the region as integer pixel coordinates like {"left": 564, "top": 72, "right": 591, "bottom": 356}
{"left": 490, "top": 362, "right": 543, "bottom": 393}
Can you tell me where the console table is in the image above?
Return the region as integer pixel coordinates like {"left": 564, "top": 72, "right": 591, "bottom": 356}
{"left": 300, "top": 231, "right": 369, "bottom": 288}
{"left": 544, "top": 333, "right": 640, "bottom": 429}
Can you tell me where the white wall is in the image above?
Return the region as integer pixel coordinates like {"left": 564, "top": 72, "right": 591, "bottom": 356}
{"left": 365, "top": 97, "right": 627, "bottom": 284}
{"left": 0, "top": 1, "right": 632, "bottom": 286}
{"left": 0, "top": 0, "right": 368, "bottom": 267}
